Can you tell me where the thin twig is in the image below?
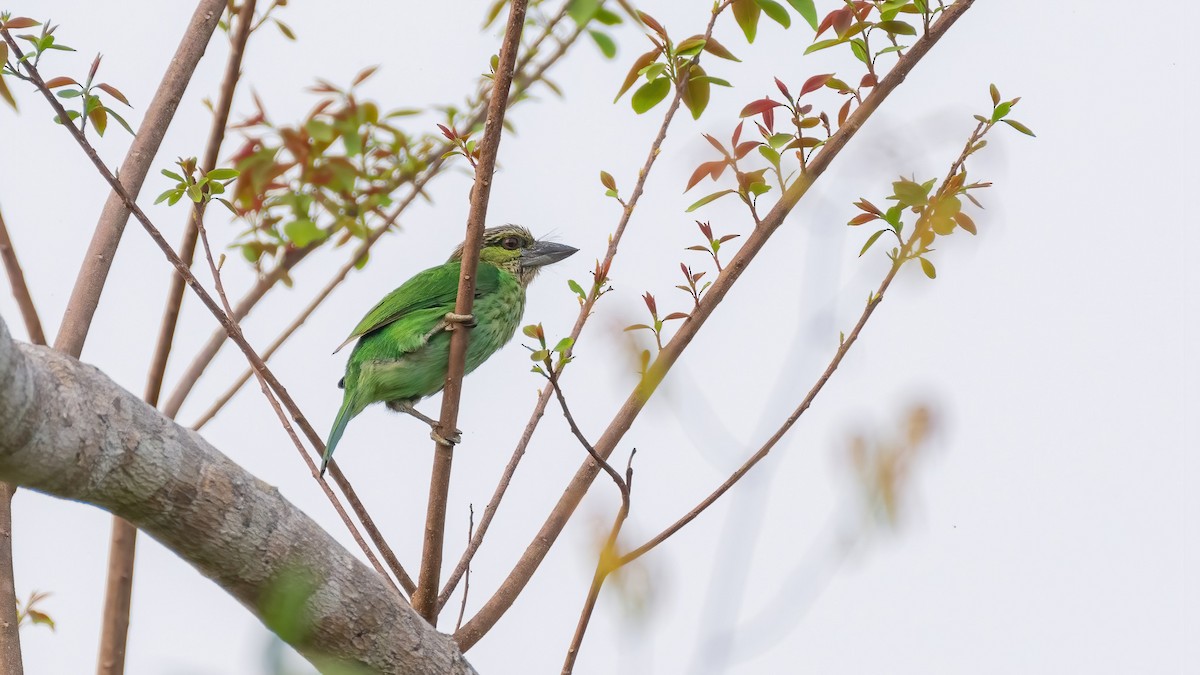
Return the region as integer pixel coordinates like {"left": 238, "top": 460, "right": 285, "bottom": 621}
{"left": 2, "top": 28, "right": 415, "bottom": 596}
{"left": 411, "top": 0, "right": 530, "bottom": 625}
{"left": 454, "top": 504, "right": 475, "bottom": 633}
{"left": 0, "top": 207, "right": 46, "bottom": 346}
{"left": 453, "top": 1, "right": 977, "bottom": 650}
{"left": 437, "top": 0, "right": 731, "bottom": 614}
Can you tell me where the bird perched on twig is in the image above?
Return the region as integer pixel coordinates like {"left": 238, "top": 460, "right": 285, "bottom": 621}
{"left": 322, "top": 225, "right": 578, "bottom": 474}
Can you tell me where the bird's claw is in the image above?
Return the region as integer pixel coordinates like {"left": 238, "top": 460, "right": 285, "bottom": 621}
{"left": 430, "top": 428, "right": 463, "bottom": 447}
{"left": 443, "top": 312, "right": 477, "bottom": 330}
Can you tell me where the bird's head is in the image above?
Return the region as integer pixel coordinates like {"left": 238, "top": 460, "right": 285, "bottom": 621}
{"left": 449, "top": 225, "right": 578, "bottom": 286}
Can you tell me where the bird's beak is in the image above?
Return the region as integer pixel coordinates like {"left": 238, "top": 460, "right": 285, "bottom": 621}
{"left": 520, "top": 240, "right": 578, "bottom": 269}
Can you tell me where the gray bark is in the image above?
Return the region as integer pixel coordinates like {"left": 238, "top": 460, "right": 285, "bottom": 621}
{"left": 0, "top": 315, "right": 476, "bottom": 675}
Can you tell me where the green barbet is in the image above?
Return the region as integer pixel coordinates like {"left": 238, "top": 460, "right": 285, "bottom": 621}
{"left": 322, "top": 225, "right": 577, "bottom": 474}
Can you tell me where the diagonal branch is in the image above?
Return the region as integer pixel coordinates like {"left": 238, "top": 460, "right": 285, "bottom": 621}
{"left": 410, "top": 0, "right": 530, "bottom": 625}
{"left": 0, "top": 207, "right": 45, "bottom": 346}
{"left": 453, "top": 0, "right": 977, "bottom": 650}
{"left": 0, "top": 315, "right": 475, "bottom": 675}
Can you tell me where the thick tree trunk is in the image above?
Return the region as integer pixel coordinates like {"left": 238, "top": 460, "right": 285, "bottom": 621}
{"left": 0, "top": 315, "right": 476, "bottom": 675}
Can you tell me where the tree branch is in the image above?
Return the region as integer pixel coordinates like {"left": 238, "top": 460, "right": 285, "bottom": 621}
{"left": 0, "top": 315, "right": 475, "bottom": 675}
{"left": 0, "top": 207, "right": 45, "bottom": 347}
{"left": 411, "top": 0, "right": 529, "bottom": 625}
{"left": 453, "top": 0, "right": 977, "bottom": 650}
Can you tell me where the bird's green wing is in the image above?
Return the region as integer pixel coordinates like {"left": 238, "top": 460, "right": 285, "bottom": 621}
{"left": 333, "top": 261, "right": 501, "bottom": 353}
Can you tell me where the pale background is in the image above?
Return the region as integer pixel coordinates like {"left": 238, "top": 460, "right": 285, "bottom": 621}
{"left": 0, "top": 1, "right": 1197, "bottom": 673}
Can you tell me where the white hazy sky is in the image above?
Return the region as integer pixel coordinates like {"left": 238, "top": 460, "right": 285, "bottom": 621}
{"left": 1, "top": 1, "right": 1198, "bottom": 673}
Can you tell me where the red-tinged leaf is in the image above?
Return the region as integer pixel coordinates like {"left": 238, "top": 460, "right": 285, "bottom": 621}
{"left": 96, "top": 82, "right": 129, "bottom": 106}
{"left": 852, "top": 1, "right": 872, "bottom": 21}
{"left": 352, "top": 65, "right": 380, "bottom": 87}
{"left": 703, "top": 134, "right": 727, "bottom": 157}
{"left": 954, "top": 211, "right": 977, "bottom": 235}
{"left": 615, "top": 47, "right": 662, "bottom": 101}
{"left": 855, "top": 198, "right": 883, "bottom": 216}
{"left": 732, "top": 120, "right": 745, "bottom": 146}
{"left": 838, "top": 98, "right": 853, "bottom": 126}
{"left": 703, "top": 36, "right": 740, "bottom": 61}
{"left": 848, "top": 213, "right": 877, "bottom": 226}
{"left": 600, "top": 170, "right": 616, "bottom": 191}
{"left": 686, "top": 160, "right": 726, "bottom": 191}
{"left": 774, "top": 77, "right": 791, "bottom": 100}
{"left": 44, "top": 76, "right": 79, "bottom": 89}
{"left": 717, "top": 233, "right": 740, "bottom": 243}
{"left": 2, "top": 17, "right": 40, "bottom": 29}
{"left": 799, "top": 73, "right": 833, "bottom": 97}
{"left": 861, "top": 73, "right": 878, "bottom": 88}
{"left": 663, "top": 312, "right": 690, "bottom": 321}
{"left": 739, "top": 97, "right": 781, "bottom": 118}
{"left": 642, "top": 292, "right": 658, "bottom": 316}
{"left": 0, "top": 74, "right": 15, "bottom": 110}
{"left": 637, "top": 11, "right": 667, "bottom": 39}
{"left": 815, "top": 9, "right": 839, "bottom": 37}
{"left": 697, "top": 220, "right": 714, "bottom": 239}
{"left": 686, "top": 245, "right": 710, "bottom": 252}
{"left": 624, "top": 324, "right": 652, "bottom": 332}
{"left": 437, "top": 123, "right": 456, "bottom": 140}
{"left": 88, "top": 54, "right": 102, "bottom": 82}
{"left": 734, "top": 141, "right": 759, "bottom": 159}
{"left": 989, "top": 83, "right": 1001, "bottom": 107}
{"left": 832, "top": 8, "right": 854, "bottom": 37}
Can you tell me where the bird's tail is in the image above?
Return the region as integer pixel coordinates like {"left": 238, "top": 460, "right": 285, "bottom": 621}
{"left": 322, "top": 394, "right": 363, "bottom": 475}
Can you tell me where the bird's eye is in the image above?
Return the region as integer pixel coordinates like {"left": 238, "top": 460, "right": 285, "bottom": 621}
{"left": 501, "top": 236, "right": 521, "bottom": 250}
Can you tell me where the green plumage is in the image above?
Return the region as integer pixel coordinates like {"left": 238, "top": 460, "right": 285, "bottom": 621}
{"left": 323, "top": 225, "right": 576, "bottom": 472}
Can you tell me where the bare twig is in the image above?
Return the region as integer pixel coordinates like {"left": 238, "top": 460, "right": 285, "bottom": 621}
{"left": 411, "top": 0, "right": 529, "bottom": 625}
{"left": 453, "top": 1, "right": 977, "bottom": 650}
{"left": 544, "top": 370, "right": 632, "bottom": 675}
{"left": 2, "top": 27, "right": 416, "bottom": 596}
{"left": 437, "top": 0, "right": 731, "bottom": 614}
{"left": 454, "top": 504, "right": 475, "bottom": 633}
{"left": 0, "top": 483, "right": 20, "bottom": 675}
{"left": 0, "top": 207, "right": 45, "bottom": 346}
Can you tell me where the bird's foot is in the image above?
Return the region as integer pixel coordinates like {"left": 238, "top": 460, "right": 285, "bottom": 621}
{"left": 430, "top": 428, "right": 463, "bottom": 447}
{"left": 443, "top": 312, "right": 476, "bottom": 330}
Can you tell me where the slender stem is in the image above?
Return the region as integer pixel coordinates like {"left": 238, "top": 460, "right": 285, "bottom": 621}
{"left": 0, "top": 484, "right": 19, "bottom": 675}
{"left": 411, "top": 0, "right": 529, "bottom": 625}
{"left": 437, "top": 0, "right": 731, "bottom": 614}
{"left": 0, "top": 207, "right": 46, "bottom": 346}
{"left": 454, "top": 504, "right": 474, "bottom": 633}
{"left": 453, "top": 1, "right": 976, "bottom": 650}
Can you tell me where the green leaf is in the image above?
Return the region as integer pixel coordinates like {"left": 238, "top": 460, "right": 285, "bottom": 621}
{"left": 686, "top": 189, "right": 737, "bottom": 212}
{"left": 56, "top": 89, "right": 83, "bottom": 99}
{"left": 850, "top": 39, "right": 869, "bottom": 65}
{"left": 529, "top": 349, "right": 550, "bottom": 362}
{"left": 283, "top": 219, "right": 323, "bottom": 247}
{"left": 804, "top": 38, "right": 844, "bottom": 54}
{"left": 859, "top": 229, "right": 887, "bottom": 257}
{"left": 206, "top": 168, "right": 240, "bottom": 181}
{"left": 554, "top": 337, "right": 575, "bottom": 353}
{"left": 919, "top": 257, "right": 936, "bottom": 279}
{"left": 682, "top": 65, "right": 711, "bottom": 120}
{"left": 631, "top": 77, "right": 671, "bottom": 114}
{"left": 568, "top": 279, "right": 586, "bottom": 298}
{"left": 991, "top": 101, "right": 1012, "bottom": 122}
{"left": 786, "top": 0, "right": 819, "bottom": 30}
{"left": 755, "top": 0, "right": 791, "bottom": 28}
{"left": 875, "top": 20, "right": 917, "bottom": 35}
{"left": 154, "top": 188, "right": 179, "bottom": 205}
{"left": 105, "top": 107, "right": 134, "bottom": 135}
{"left": 589, "top": 30, "right": 617, "bottom": 58}
{"left": 161, "top": 169, "right": 185, "bottom": 182}
{"left": 567, "top": 0, "right": 600, "bottom": 24}
{"left": 1002, "top": 119, "right": 1036, "bottom": 136}
{"left": 732, "top": 0, "right": 762, "bottom": 42}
